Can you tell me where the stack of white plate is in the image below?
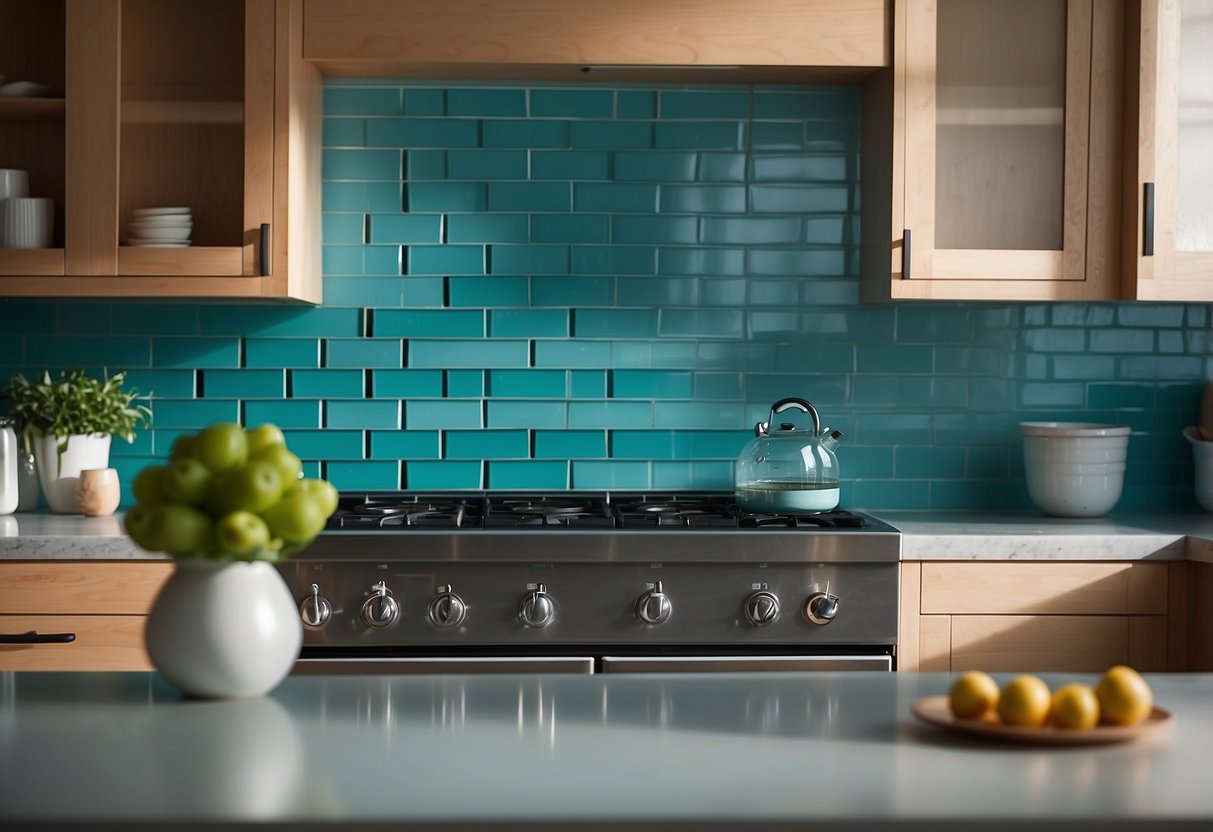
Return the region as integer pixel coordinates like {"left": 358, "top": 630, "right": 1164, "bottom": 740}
{"left": 127, "top": 207, "right": 192, "bottom": 247}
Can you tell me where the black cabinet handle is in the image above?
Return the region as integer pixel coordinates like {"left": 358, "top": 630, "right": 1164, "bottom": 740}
{"left": 1143, "top": 183, "right": 1155, "bottom": 257}
{"left": 0, "top": 630, "right": 77, "bottom": 644}
{"left": 902, "top": 228, "right": 912, "bottom": 279}
{"left": 259, "top": 223, "right": 271, "bottom": 276}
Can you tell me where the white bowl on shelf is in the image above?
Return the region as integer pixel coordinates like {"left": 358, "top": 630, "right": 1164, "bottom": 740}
{"left": 1020, "top": 422, "right": 1130, "bottom": 517}
{"left": 128, "top": 224, "right": 191, "bottom": 241}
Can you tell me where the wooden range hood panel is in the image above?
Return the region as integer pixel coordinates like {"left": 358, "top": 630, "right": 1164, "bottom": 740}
{"left": 303, "top": 0, "right": 889, "bottom": 81}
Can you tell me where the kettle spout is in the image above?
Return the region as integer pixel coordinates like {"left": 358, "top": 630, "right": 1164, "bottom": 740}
{"left": 819, "top": 428, "right": 844, "bottom": 452}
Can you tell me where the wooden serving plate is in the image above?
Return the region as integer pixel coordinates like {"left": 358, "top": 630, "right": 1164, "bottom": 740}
{"left": 911, "top": 695, "right": 1173, "bottom": 745}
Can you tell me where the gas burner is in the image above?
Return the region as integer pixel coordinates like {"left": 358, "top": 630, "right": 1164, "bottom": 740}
{"left": 485, "top": 496, "right": 615, "bottom": 528}
{"left": 328, "top": 495, "right": 485, "bottom": 529}
{"left": 741, "top": 510, "right": 866, "bottom": 529}
{"left": 611, "top": 494, "right": 740, "bottom": 528}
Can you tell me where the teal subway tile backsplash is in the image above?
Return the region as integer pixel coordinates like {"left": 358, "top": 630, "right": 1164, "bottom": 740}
{"left": 5, "top": 81, "right": 1213, "bottom": 512}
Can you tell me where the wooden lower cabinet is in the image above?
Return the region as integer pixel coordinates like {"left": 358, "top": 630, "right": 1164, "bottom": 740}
{"left": 898, "top": 561, "right": 1186, "bottom": 672}
{"left": 0, "top": 561, "right": 172, "bottom": 671}
{"left": 1192, "top": 561, "right": 1213, "bottom": 671}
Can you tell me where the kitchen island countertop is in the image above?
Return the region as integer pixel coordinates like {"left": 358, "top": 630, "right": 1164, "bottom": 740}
{"left": 1, "top": 670, "right": 1210, "bottom": 830}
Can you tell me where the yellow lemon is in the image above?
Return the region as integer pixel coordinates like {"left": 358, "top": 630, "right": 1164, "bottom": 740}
{"left": 996, "top": 675, "right": 1051, "bottom": 727}
{"left": 1049, "top": 682, "right": 1100, "bottom": 730}
{"left": 948, "top": 670, "right": 1001, "bottom": 719}
{"left": 1095, "top": 665, "right": 1154, "bottom": 726}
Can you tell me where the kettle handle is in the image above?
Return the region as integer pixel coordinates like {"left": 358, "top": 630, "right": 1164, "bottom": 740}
{"left": 755, "top": 398, "right": 821, "bottom": 436}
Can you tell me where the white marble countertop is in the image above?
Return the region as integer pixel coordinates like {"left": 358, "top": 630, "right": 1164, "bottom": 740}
{"left": 1, "top": 670, "right": 1210, "bottom": 830}
{"left": 3, "top": 509, "right": 1213, "bottom": 564}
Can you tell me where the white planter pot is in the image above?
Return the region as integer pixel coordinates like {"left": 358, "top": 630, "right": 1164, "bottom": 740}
{"left": 145, "top": 559, "right": 303, "bottom": 699}
{"left": 32, "top": 433, "right": 111, "bottom": 514}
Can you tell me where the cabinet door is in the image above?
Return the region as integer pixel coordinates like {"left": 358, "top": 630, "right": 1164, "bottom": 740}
{"left": 1130, "top": 0, "right": 1213, "bottom": 300}
{"left": 0, "top": 0, "right": 67, "bottom": 276}
{"left": 889, "top": 0, "right": 1120, "bottom": 300}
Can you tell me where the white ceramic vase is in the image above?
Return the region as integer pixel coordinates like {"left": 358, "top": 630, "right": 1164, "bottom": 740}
{"left": 145, "top": 559, "right": 303, "bottom": 699}
{"left": 32, "top": 433, "right": 111, "bottom": 514}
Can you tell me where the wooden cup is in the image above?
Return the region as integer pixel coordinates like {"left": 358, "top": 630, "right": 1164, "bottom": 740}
{"left": 75, "top": 467, "right": 121, "bottom": 517}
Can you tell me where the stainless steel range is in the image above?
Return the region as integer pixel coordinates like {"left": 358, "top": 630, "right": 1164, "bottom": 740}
{"left": 278, "top": 492, "right": 901, "bottom": 674}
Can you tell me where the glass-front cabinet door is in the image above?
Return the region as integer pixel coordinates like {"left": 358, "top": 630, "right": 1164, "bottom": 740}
{"left": 1130, "top": 0, "right": 1213, "bottom": 300}
{"left": 890, "top": 0, "right": 1120, "bottom": 300}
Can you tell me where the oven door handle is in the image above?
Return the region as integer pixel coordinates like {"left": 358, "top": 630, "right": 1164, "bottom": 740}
{"left": 600, "top": 654, "right": 892, "bottom": 673}
{"left": 292, "top": 656, "right": 596, "bottom": 675}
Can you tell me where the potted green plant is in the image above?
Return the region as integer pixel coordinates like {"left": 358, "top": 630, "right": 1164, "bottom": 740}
{"left": 2, "top": 369, "right": 151, "bottom": 513}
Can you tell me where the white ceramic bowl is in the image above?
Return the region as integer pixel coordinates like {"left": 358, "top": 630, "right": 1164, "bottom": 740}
{"left": 1020, "top": 422, "right": 1130, "bottom": 517}
{"left": 128, "top": 224, "right": 191, "bottom": 241}
{"left": 1184, "top": 427, "right": 1213, "bottom": 513}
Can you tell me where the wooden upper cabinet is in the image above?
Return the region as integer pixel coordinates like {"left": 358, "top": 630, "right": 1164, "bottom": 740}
{"left": 864, "top": 0, "right": 1124, "bottom": 301}
{"left": 0, "top": 0, "right": 320, "bottom": 302}
{"left": 1125, "top": 0, "right": 1213, "bottom": 300}
{"left": 302, "top": 0, "right": 889, "bottom": 81}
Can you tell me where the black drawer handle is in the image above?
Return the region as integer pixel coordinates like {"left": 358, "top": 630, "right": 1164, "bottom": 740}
{"left": 1143, "top": 182, "right": 1155, "bottom": 257}
{"left": 0, "top": 630, "right": 77, "bottom": 644}
{"left": 259, "top": 222, "right": 271, "bottom": 276}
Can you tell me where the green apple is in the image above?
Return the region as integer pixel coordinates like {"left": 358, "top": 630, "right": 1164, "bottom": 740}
{"left": 290, "top": 478, "right": 339, "bottom": 518}
{"left": 191, "top": 422, "right": 248, "bottom": 473}
{"left": 123, "top": 504, "right": 162, "bottom": 551}
{"left": 214, "top": 510, "right": 272, "bottom": 560}
{"left": 131, "top": 465, "right": 168, "bottom": 506}
{"left": 245, "top": 423, "right": 286, "bottom": 457}
{"left": 169, "top": 434, "right": 196, "bottom": 461}
{"left": 262, "top": 490, "right": 327, "bottom": 544}
{"left": 161, "top": 457, "right": 213, "bottom": 506}
{"left": 207, "top": 460, "right": 284, "bottom": 514}
{"left": 154, "top": 504, "right": 215, "bottom": 557}
{"left": 250, "top": 443, "right": 302, "bottom": 485}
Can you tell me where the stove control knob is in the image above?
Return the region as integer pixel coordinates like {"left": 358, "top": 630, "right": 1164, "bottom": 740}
{"left": 519, "top": 583, "right": 555, "bottom": 629}
{"left": 361, "top": 581, "right": 400, "bottom": 629}
{"left": 427, "top": 584, "right": 467, "bottom": 628}
{"left": 299, "top": 583, "right": 332, "bottom": 629}
{"left": 636, "top": 580, "right": 673, "bottom": 626}
{"left": 804, "top": 591, "right": 840, "bottom": 626}
{"left": 742, "top": 590, "right": 781, "bottom": 627}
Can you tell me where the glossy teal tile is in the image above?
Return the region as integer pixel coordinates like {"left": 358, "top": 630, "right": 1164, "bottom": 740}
{"left": 488, "top": 183, "right": 571, "bottom": 212}
{"left": 530, "top": 151, "right": 609, "bottom": 180}
{"left": 658, "top": 247, "right": 745, "bottom": 275}
{"left": 489, "top": 310, "right": 569, "bottom": 338}
{"left": 325, "top": 460, "right": 400, "bottom": 490}
{"left": 615, "top": 276, "right": 697, "bottom": 307}
{"left": 700, "top": 217, "right": 799, "bottom": 245}
{"left": 895, "top": 446, "right": 966, "bottom": 479}
{"left": 409, "top": 339, "right": 528, "bottom": 368}
{"left": 324, "top": 88, "right": 400, "bottom": 115}
{"left": 610, "top": 430, "right": 674, "bottom": 459}
{"left": 407, "top": 150, "right": 446, "bottom": 180}
{"left": 323, "top": 118, "right": 364, "bottom": 146}
{"left": 325, "top": 338, "right": 402, "bottom": 369}
{"left": 326, "top": 399, "right": 398, "bottom": 429}
{"left": 751, "top": 122, "right": 803, "bottom": 151}
{"left": 851, "top": 480, "right": 931, "bottom": 510}
{"left": 323, "top": 246, "right": 363, "bottom": 275}
{"left": 617, "top": 90, "right": 655, "bottom": 118}
{"left": 202, "top": 369, "right": 284, "bottom": 399}
{"left": 150, "top": 337, "right": 238, "bottom": 369}
{"left": 660, "top": 90, "right": 749, "bottom": 119}
{"left": 482, "top": 120, "right": 569, "bottom": 148}
{"left": 370, "top": 430, "right": 441, "bottom": 460}
{"left": 532, "top": 340, "right": 610, "bottom": 368}
{"left": 244, "top": 400, "right": 320, "bottom": 429}
{"left": 614, "top": 151, "right": 697, "bottom": 182}
{"left": 54, "top": 303, "right": 109, "bottom": 336}
{"left": 290, "top": 369, "right": 363, "bottom": 399}
{"left": 531, "top": 215, "right": 609, "bottom": 244}
{"left": 109, "top": 433, "right": 153, "bottom": 458}
{"left": 654, "top": 402, "right": 743, "bottom": 429}
{"left": 660, "top": 309, "right": 743, "bottom": 339}
{"left": 488, "top": 461, "right": 569, "bottom": 489}
{"left": 651, "top": 342, "right": 698, "bottom": 368}
{"left": 1089, "top": 329, "right": 1154, "bottom": 353}
{"left": 573, "top": 183, "right": 657, "bottom": 213}
{"left": 570, "top": 246, "right": 656, "bottom": 275}
{"left": 659, "top": 185, "right": 745, "bottom": 214}
{"left": 491, "top": 245, "right": 570, "bottom": 274}
{"left": 446, "top": 429, "right": 528, "bottom": 459}
{"left": 571, "top": 460, "right": 649, "bottom": 489}
{"left": 448, "top": 214, "right": 529, "bottom": 243}
{"left": 408, "top": 182, "right": 486, "bottom": 212}
{"left": 375, "top": 309, "right": 484, "bottom": 337}
{"left": 199, "top": 307, "right": 361, "bottom": 338}
{"left": 611, "top": 216, "right": 696, "bottom": 244}
{"left": 448, "top": 371, "right": 485, "bottom": 400}
{"left": 652, "top": 461, "right": 733, "bottom": 490}
{"left": 805, "top": 121, "right": 857, "bottom": 151}
{"left": 570, "top": 121, "right": 652, "bottom": 148}
{"left": 1020, "top": 382, "right": 1085, "bottom": 408}
{"left": 574, "top": 309, "right": 657, "bottom": 339}
{"left": 753, "top": 87, "right": 859, "bottom": 120}
{"left": 407, "top": 460, "right": 483, "bottom": 489}
{"left": 372, "top": 369, "right": 444, "bottom": 398}
{"left": 409, "top": 245, "right": 485, "bottom": 275}
{"left": 243, "top": 338, "right": 319, "bottom": 368}
{"left": 654, "top": 122, "right": 741, "bottom": 150}
{"left": 447, "top": 88, "right": 526, "bottom": 116}
{"left": 283, "top": 429, "right": 363, "bottom": 460}
{"left": 750, "top": 183, "right": 849, "bottom": 213}
{"left": 693, "top": 373, "right": 742, "bottom": 400}
{"left": 370, "top": 215, "right": 442, "bottom": 243}
{"left": 366, "top": 118, "right": 479, "bottom": 148}
{"left": 323, "top": 214, "right": 365, "bottom": 244}
{"left": 121, "top": 370, "right": 195, "bottom": 399}
{"left": 110, "top": 304, "right": 198, "bottom": 336}
{"left": 448, "top": 150, "right": 528, "bottom": 180}
{"left": 568, "top": 401, "right": 652, "bottom": 428}
{"left": 570, "top": 370, "right": 607, "bottom": 398}
{"left": 407, "top": 400, "right": 481, "bottom": 429}
{"left": 697, "top": 152, "right": 746, "bottom": 181}
{"left": 150, "top": 399, "right": 238, "bottom": 428}
{"left": 404, "top": 276, "right": 447, "bottom": 307}
{"left": 449, "top": 275, "right": 530, "bottom": 307}
{"left": 323, "top": 276, "right": 402, "bottom": 308}
{"left": 0, "top": 300, "right": 55, "bottom": 333}
{"left": 932, "top": 412, "right": 1014, "bottom": 445}
{"left": 613, "top": 369, "right": 692, "bottom": 399}
{"left": 531, "top": 275, "right": 613, "bottom": 306}
{"left": 534, "top": 429, "right": 606, "bottom": 458}
{"left": 803, "top": 215, "right": 853, "bottom": 245}
{"left": 751, "top": 154, "right": 847, "bottom": 182}
{"left": 403, "top": 89, "right": 445, "bottom": 115}
{"left": 324, "top": 149, "right": 401, "bottom": 180}
{"left": 1117, "top": 305, "right": 1184, "bottom": 327}
{"left": 531, "top": 89, "right": 613, "bottom": 117}
{"left": 25, "top": 336, "right": 148, "bottom": 368}
{"left": 610, "top": 341, "right": 650, "bottom": 368}
{"left": 749, "top": 248, "right": 848, "bottom": 277}
{"left": 670, "top": 430, "right": 749, "bottom": 458}
{"left": 486, "top": 400, "right": 566, "bottom": 428}
{"left": 1022, "top": 328, "right": 1087, "bottom": 351}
